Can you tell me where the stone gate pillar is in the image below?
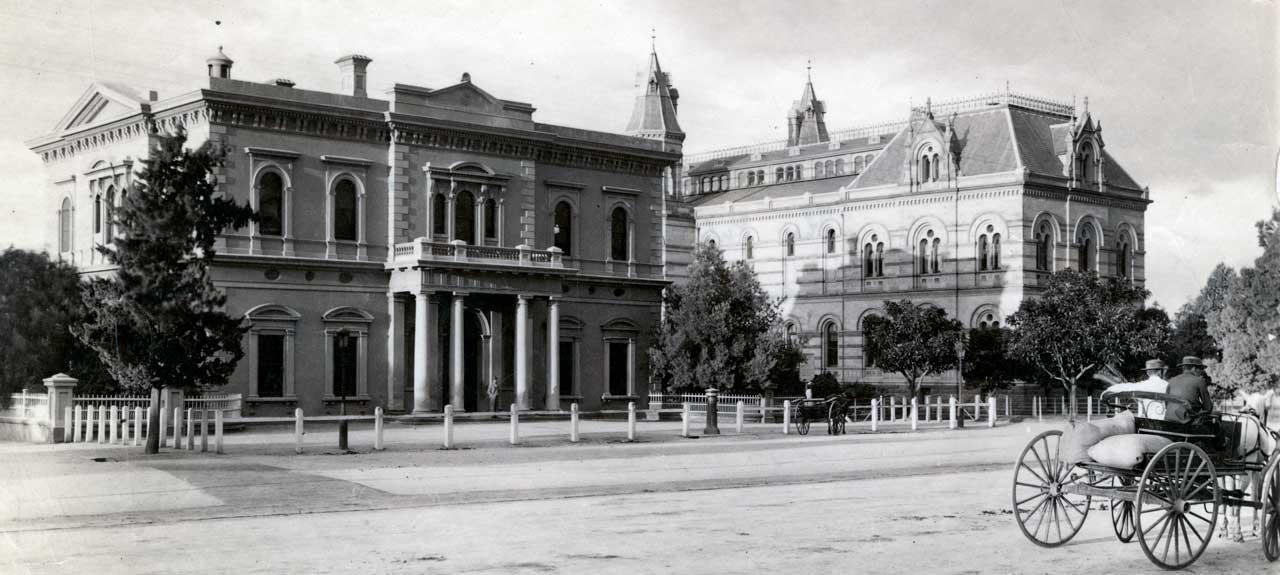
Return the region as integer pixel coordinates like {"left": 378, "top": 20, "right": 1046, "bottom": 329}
{"left": 43, "top": 373, "right": 78, "bottom": 443}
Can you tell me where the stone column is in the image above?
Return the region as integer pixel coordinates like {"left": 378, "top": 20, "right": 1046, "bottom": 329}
{"left": 546, "top": 297, "right": 560, "bottom": 411}
{"left": 43, "top": 373, "right": 78, "bottom": 443}
{"left": 451, "top": 292, "right": 466, "bottom": 411}
{"left": 515, "top": 294, "right": 529, "bottom": 409}
{"left": 474, "top": 194, "right": 484, "bottom": 245}
{"left": 387, "top": 293, "right": 405, "bottom": 411}
{"left": 412, "top": 292, "right": 433, "bottom": 414}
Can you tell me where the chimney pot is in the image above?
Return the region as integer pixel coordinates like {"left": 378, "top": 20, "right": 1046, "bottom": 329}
{"left": 273, "top": 78, "right": 296, "bottom": 88}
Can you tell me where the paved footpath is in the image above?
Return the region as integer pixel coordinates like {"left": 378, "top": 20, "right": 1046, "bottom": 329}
{"left": 0, "top": 418, "right": 1271, "bottom": 574}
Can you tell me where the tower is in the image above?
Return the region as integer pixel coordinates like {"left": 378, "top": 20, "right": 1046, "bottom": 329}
{"left": 625, "top": 42, "right": 684, "bottom": 147}
{"left": 787, "top": 65, "right": 829, "bottom": 147}
{"left": 206, "top": 46, "right": 233, "bottom": 79}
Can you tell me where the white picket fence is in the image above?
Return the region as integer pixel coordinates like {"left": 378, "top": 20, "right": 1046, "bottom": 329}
{"left": 648, "top": 393, "right": 763, "bottom": 415}
{"left": 2, "top": 392, "right": 49, "bottom": 420}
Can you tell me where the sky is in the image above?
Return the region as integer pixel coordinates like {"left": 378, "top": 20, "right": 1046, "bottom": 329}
{"left": 0, "top": 0, "right": 1275, "bottom": 311}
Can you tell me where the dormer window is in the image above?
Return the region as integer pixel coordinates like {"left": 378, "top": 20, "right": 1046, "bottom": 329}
{"left": 918, "top": 145, "right": 939, "bottom": 183}
{"left": 1077, "top": 143, "right": 1096, "bottom": 184}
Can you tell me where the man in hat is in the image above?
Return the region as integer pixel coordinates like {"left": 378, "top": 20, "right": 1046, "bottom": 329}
{"left": 1166, "top": 356, "right": 1213, "bottom": 424}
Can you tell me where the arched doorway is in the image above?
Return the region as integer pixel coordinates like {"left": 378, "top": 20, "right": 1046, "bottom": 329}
{"left": 442, "top": 304, "right": 492, "bottom": 412}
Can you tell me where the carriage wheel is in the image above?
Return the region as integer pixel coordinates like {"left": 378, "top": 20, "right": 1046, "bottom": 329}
{"left": 1262, "top": 455, "right": 1280, "bottom": 562}
{"left": 794, "top": 410, "right": 810, "bottom": 435}
{"left": 828, "top": 402, "right": 846, "bottom": 435}
{"left": 1134, "top": 442, "right": 1219, "bottom": 570}
{"left": 1110, "top": 476, "right": 1137, "bottom": 543}
{"left": 1012, "top": 430, "right": 1092, "bottom": 547}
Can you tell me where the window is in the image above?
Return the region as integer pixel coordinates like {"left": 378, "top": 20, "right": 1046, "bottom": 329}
{"left": 257, "top": 334, "right": 285, "bottom": 397}
{"left": 919, "top": 239, "right": 930, "bottom": 275}
{"left": 931, "top": 238, "right": 940, "bottom": 273}
{"left": 853, "top": 156, "right": 864, "bottom": 174}
{"left": 322, "top": 306, "right": 371, "bottom": 398}
{"left": 1078, "top": 144, "right": 1094, "bottom": 183}
{"left": 823, "top": 322, "right": 839, "bottom": 367}
{"left": 863, "top": 242, "right": 874, "bottom": 276}
{"left": 978, "top": 313, "right": 999, "bottom": 329}
{"left": 826, "top": 229, "right": 836, "bottom": 254}
{"left": 1117, "top": 240, "right": 1130, "bottom": 278}
{"left": 815, "top": 162, "right": 824, "bottom": 178}
{"left": 775, "top": 167, "right": 784, "bottom": 182}
{"left": 825, "top": 160, "right": 834, "bottom": 176}
{"left": 454, "top": 190, "right": 475, "bottom": 243}
{"left": 58, "top": 198, "right": 71, "bottom": 252}
{"left": 785, "top": 233, "right": 795, "bottom": 256}
{"left": 738, "top": 172, "right": 747, "bottom": 188}
{"left": 93, "top": 195, "right": 102, "bottom": 234}
{"left": 1035, "top": 223, "right": 1051, "bottom": 271}
{"left": 258, "top": 171, "right": 284, "bottom": 236}
{"left": 607, "top": 340, "right": 631, "bottom": 395}
{"left": 785, "top": 323, "right": 798, "bottom": 344}
{"left": 553, "top": 201, "right": 572, "bottom": 255}
{"left": 794, "top": 165, "right": 803, "bottom": 180}
{"left": 756, "top": 170, "right": 764, "bottom": 184}
{"left": 875, "top": 242, "right": 884, "bottom": 276}
{"left": 785, "top": 166, "right": 794, "bottom": 182}
{"left": 920, "top": 230, "right": 939, "bottom": 275}
{"left": 747, "top": 171, "right": 756, "bottom": 186}
{"left": 835, "top": 158, "right": 845, "bottom": 174}
{"left": 707, "top": 238, "right": 717, "bottom": 249}
{"left": 978, "top": 235, "right": 989, "bottom": 271}
{"left": 559, "top": 341, "right": 576, "bottom": 396}
{"left": 745, "top": 236, "right": 754, "bottom": 260}
{"left": 719, "top": 175, "right": 727, "bottom": 190}
{"left": 992, "top": 234, "right": 1001, "bottom": 269}
{"left": 105, "top": 187, "right": 115, "bottom": 238}
{"left": 610, "top": 207, "right": 628, "bottom": 261}
{"left": 332, "top": 330, "right": 358, "bottom": 397}
{"left": 1078, "top": 226, "right": 1094, "bottom": 272}
{"left": 333, "top": 179, "right": 357, "bottom": 241}
{"left": 932, "top": 154, "right": 941, "bottom": 182}
{"left": 484, "top": 199, "right": 497, "bottom": 240}
{"left": 921, "top": 155, "right": 932, "bottom": 182}
{"left": 432, "top": 193, "right": 447, "bottom": 235}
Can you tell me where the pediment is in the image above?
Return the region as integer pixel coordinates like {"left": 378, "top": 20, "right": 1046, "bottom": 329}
{"left": 55, "top": 83, "right": 145, "bottom": 133}
{"left": 423, "top": 82, "right": 503, "bottom": 114}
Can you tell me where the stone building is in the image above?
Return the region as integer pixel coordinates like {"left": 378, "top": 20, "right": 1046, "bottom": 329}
{"left": 684, "top": 79, "right": 1150, "bottom": 391}
{"left": 29, "top": 46, "right": 694, "bottom": 415}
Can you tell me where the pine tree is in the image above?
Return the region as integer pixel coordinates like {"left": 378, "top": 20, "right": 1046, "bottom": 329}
{"left": 74, "top": 129, "right": 254, "bottom": 454}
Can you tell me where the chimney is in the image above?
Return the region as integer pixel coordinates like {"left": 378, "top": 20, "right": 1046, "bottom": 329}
{"left": 273, "top": 78, "right": 296, "bottom": 88}
{"left": 335, "top": 54, "right": 372, "bottom": 98}
{"left": 206, "top": 46, "right": 233, "bottom": 79}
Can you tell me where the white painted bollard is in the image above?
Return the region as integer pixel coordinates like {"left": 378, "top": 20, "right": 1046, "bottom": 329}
{"left": 186, "top": 408, "right": 195, "bottom": 451}
{"left": 443, "top": 405, "right": 455, "bottom": 448}
{"left": 1087, "top": 396, "right": 1093, "bottom": 421}
{"left": 111, "top": 405, "right": 121, "bottom": 444}
{"left": 158, "top": 405, "right": 167, "bottom": 447}
{"left": 200, "top": 409, "right": 209, "bottom": 452}
{"left": 71, "top": 405, "right": 80, "bottom": 442}
{"left": 294, "top": 407, "right": 304, "bottom": 454}
{"left": 173, "top": 407, "right": 183, "bottom": 449}
{"left": 681, "top": 403, "right": 691, "bottom": 438}
{"left": 911, "top": 398, "right": 919, "bottom": 431}
{"left": 782, "top": 400, "right": 791, "bottom": 435}
{"left": 1038, "top": 397, "right": 1044, "bottom": 423}
{"left": 133, "top": 406, "right": 143, "bottom": 446}
{"left": 735, "top": 401, "right": 744, "bottom": 434}
{"left": 923, "top": 395, "right": 931, "bottom": 422}
{"left": 570, "top": 403, "right": 580, "bottom": 443}
{"left": 97, "top": 405, "right": 107, "bottom": 444}
{"left": 374, "top": 407, "right": 384, "bottom": 451}
{"left": 949, "top": 396, "right": 957, "bottom": 429}
{"left": 509, "top": 404, "right": 519, "bottom": 445}
{"left": 973, "top": 395, "right": 981, "bottom": 420}
{"left": 627, "top": 402, "right": 636, "bottom": 441}
{"left": 988, "top": 397, "right": 997, "bottom": 428}
{"left": 214, "top": 409, "right": 224, "bottom": 454}
{"left": 1005, "top": 395, "right": 1010, "bottom": 417}
{"left": 870, "top": 399, "right": 879, "bottom": 432}
{"left": 889, "top": 397, "right": 897, "bottom": 422}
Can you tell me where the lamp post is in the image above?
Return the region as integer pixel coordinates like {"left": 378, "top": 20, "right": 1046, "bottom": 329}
{"left": 954, "top": 338, "right": 965, "bottom": 428}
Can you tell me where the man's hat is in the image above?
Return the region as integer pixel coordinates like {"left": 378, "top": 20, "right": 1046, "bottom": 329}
{"left": 1179, "top": 356, "right": 1205, "bottom": 368}
{"left": 1144, "top": 359, "right": 1167, "bottom": 371}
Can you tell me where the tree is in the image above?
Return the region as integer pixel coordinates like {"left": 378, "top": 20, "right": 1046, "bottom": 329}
{"left": 649, "top": 243, "right": 803, "bottom": 393}
{"left": 1207, "top": 209, "right": 1280, "bottom": 394}
{"left": 862, "top": 299, "right": 964, "bottom": 399}
{"left": 1006, "top": 269, "right": 1169, "bottom": 417}
{"left": 74, "top": 129, "right": 255, "bottom": 454}
{"left": 963, "top": 326, "right": 1022, "bottom": 393}
{"left": 0, "top": 249, "right": 114, "bottom": 406}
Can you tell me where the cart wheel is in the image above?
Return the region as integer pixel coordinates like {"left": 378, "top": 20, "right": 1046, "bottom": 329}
{"left": 794, "top": 411, "right": 810, "bottom": 435}
{"left": 828, "top": 403, "right": 846, "bottom": 435}
{"left": 1110, "top": 476, "right": 1137, "bottom": 543}
{"left": 1134, "top": 442, "right": 1219, "bottom": 570}
{"left": 1012, "top": 430, "right": 1091, "bottom": 547}
{"left": 1262, "top": 455, "right": 1280, "bottom": 562}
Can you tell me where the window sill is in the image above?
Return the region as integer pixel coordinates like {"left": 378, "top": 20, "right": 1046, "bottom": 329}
{"left": 247, "top": 396, "right": 298, "bottom": 403}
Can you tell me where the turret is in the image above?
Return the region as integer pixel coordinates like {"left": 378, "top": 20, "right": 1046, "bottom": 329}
{"left": 787, "top": 66, "right": 829, "bottom": 147}
{"left": 625, "top": 45, "right": 684, "bottom": 145}
{"left": 206, "top": 46, "right": 233, "bottom": 79}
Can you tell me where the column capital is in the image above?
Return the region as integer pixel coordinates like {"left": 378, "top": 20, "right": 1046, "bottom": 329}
{"left": 547, "top": 295, "right": 560, "bottom": 304}
{"left": 516, "top": 294, "right": 529, "bottom": 303}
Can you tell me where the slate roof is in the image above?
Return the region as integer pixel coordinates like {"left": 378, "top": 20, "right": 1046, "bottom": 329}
{"left": 686, "top": 131, "right": 895, "bottom": 176}
{"left": 690, "top": 176, "right": 847, "bottom": 208}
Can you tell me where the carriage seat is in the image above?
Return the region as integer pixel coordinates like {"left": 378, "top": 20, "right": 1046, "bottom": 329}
{"left": 1101, "top": 390, "right": 1227, "bottom": 452}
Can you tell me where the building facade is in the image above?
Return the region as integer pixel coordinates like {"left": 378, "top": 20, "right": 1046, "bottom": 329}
{"left": 684, "top": 80, "right": 1150, "bottom": 391}
{"left": 30, "top": 47, "right": 695, "bottom": 415}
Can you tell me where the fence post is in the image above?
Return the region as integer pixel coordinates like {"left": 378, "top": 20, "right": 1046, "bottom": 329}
{"left": 215, "top": 409, "right": 224, "bottom": 454}
{"left": 68, "top": 406, "right": 78, "bottom": 443}
{"left": 988, "top": 397, "right": 997, "bottom": 428}
{"left": 96, "top": 405, "right": 106, "bottom": 444}
{"left": 111, "top": 405, "right": 121, "bottom": 444}
{"left": 443, "top": 405, "right": 454, "bottom": 448}
{"left": 871, "top": 399, "right": 879, "bottom": 432}
{"left": 1060, "top": 396, "right": 1066, "bottom": 415}
{"left": 158, "top": 405, "right": 167, "bottom": 448}
{"left": 133, "top": 406, "right": 142, "bottom": 446}
{"left": 173, "top": 407, "right": 183, "bottom": 449}
{"left": 374, "top": 407, "right": 384, "bottom": 451}
{"left": 294, "top": 407, "right": 304, "bottom": 454}
{"left": 889, "top": 397, "right": 897, "bottom": 422}
{"left": 509, "top": 404, "right": 519, "bottom": 445}
{"left": 735, "top": 401, "right": 744, "bottom": 434}
{"left": 73, "top": 405, "right": 82, "bottom": 442}
{"left": 1005, "top": 395, "right": 1010, "bottom": 417}
{"left": 570, "top": 403, "right": 580, "bottom": 443}
{"left": 911, "top": 398, "right": 919, "bottom": 431}
{"left": 627, "top": 402, "right": 636, "bottom": 441}
{"left": 782, "top": 400, "right": 791, "bottom": 435}
{"left": 200, "top": 409, "right": 209, "bottom": 452}
{"left": 186, "top": 408, "right": 195, "bottom": 450}
{"left": 1087, "top": 396, "right": 1093, "bottom": 422}
{"left": 949, "top": 396, "right": 957, "bottom": 430}
{"left": 681, "top": 402, "right": 691, "bottom": 438}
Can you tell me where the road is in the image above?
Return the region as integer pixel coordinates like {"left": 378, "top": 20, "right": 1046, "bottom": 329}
{"left": 0, "top": 419, "right": 1271, "bottom": 574}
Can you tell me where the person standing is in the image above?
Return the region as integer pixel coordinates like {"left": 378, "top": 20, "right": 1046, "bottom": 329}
{"left": 1167, "top": 356, "right": 1213, "bottom": 424}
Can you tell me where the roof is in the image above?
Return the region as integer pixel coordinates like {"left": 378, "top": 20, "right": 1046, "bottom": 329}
{"left": 687, "top": 133, "right": 893, "bottom": 176}
{"left": 625, "top": 50, "right": 683, "bottom": 140}
{"left": 690, "top": 176, "right": 847, "bottom": 208}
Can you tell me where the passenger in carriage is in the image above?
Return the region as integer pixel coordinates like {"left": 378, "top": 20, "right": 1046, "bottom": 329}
{"left": 1166, "top": 356, "right": 1213, "bottom": 424}
{"left": 1097, "top": 359, "right": 1169, "bottom": 419}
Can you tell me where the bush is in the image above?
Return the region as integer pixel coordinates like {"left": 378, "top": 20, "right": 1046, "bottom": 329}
{"left": 840, "top": 382, "right": 877, "bottom": 401}
{"left": 809, "top": 372, "right": 841, "bottom": 398}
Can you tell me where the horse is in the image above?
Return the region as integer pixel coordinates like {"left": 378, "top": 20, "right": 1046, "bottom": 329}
{"left": 1218, "top": 390, "right": 1278, "bottom": 541}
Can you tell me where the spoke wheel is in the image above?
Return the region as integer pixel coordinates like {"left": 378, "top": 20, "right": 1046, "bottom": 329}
{"left": 1110, "top": 476, "right": 1137, "bottom": 543}
{"left": 828, "top": 402, "right": 846, "bottom": 435}
{"left": 1012, "top": 430, "right": 1091, "bottom": 547}
{"left": 1263, "top": 455, "right": 1280, "bottom": 562}
{"left": 1135, "top": 442, "right": 1219, "bottom": 570}
{"left": 794, "top": 411, "right": 810, "bottom": 436}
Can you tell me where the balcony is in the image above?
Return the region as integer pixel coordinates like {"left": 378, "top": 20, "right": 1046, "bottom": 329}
{"left": 391, "top": 239, "right": 568, "bottom": 271}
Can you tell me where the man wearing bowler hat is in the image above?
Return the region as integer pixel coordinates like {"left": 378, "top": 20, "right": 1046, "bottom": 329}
{"left": 1167, "top": 356, "right": 1212, "bottom": 424}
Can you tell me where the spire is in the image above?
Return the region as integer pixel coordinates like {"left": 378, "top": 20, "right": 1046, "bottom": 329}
{"left": 625, "top": 36, "right": 684, "bottom": 144}
{"left": 787, "top": 63, "right": 828, "bottom": 147}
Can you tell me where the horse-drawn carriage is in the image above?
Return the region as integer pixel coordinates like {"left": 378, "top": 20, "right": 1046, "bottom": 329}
{"left": 790, "top": 396, "right": 849, "bottom": 436}
{"left": 1012, "top": 390, "right": 1279, "bottom": 569}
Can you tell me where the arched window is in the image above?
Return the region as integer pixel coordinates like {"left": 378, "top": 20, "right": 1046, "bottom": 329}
{"left": 919, "top": 238, "right": 929, "bottom": 275}
{"left": 823, "top": 322, "right": 839, "bottom": 368}
{"left": 484, "top": 199, "right": 497, "bottom": 240}
{"left": 454, "top": 190, "right": 475, "bottom": 243}
{"left": 333, "top": 179, "right": 358, "bottom": 242}
{"left": 785, "top": 232, "right": 795, "bottom": 257}
{"left": 785, "top": 166, "right": 794, "bottom": 182}
{"left": 795, "top": 165, "right": 803, "bottom": 179}
{"left": 1035, "top": 223, "right": 1050, "bottom": 271}
{"left": 93, "top": 194, "right": 102, "bottom": 234}
{"left": 719, "top": 175, "right": 727, "bottom": 190}
{"left": 932, "top": 153, "right": 941, "bottom": 182}
{"left": 1078, "top": 225, "right": 1094, "bottom": 272}
{"left": 991, "top": 233, "right": 1001, "bottom": 269}
{"left": 875, "top": 241, "right": 884, "bottom": 276}
{"left": 1117, "top": 239, "right": 1131, "bottom": 279}
{"left": 1078, "top": 144, "right": 1094, "bottom": 184}
{"left": 931, "top": 237, "right": 941, "bottom": 273}
{"left": 553, "top": 201, "right": 572, "bottom": 255}
{"left": 775, "top": 167, "right": 784, "bottom": 182}
{"left": 104, "top": 186, "right": 115, "bottom": 238}
{"left": 785, "top": 323, "right": 798, "bottom": 344}
{"left": 747, "top": 171, "right": 756, "bottom": 186}
{"left": 835, "top": 158, "right": 845, "bottom": 174}
{"left": 756, "top": 170, "right": 764, "bottom": 184}
{"left": 432, "top": 193, "right": 447, "bottom": 235}
{"left": 707, "top": 238, "right": 717, "bottom": 250}
{"left": 745, "top": 236, "right": 754, "bottom": 260}
{"left": 920, "top": 155, "right": 932, "bottom": 183}
{"left": 258, "top": 171, "right": 284, "bottom": 236}
{"left": 58, "top": 197, "right": 71, "bottom": 252}
{"left": 610, "top": 207, "right": 628, "bottom": 261}
{"left": 814, "top": 162, "right": 824, "bottom": 178}
{"left": 863, "top": 242, "right": 874, "bottom": 276}
{"left": 826, "top": 229, "right": 836, "bottom": 254}
{"left": 738, "top": 172, "right": 746, "bottom": 188}
{"left": 853, "top": 156, "right": 864, "bottom": 174}
{"left": 978, "top": 235, "right": 989, "bottom": 271}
